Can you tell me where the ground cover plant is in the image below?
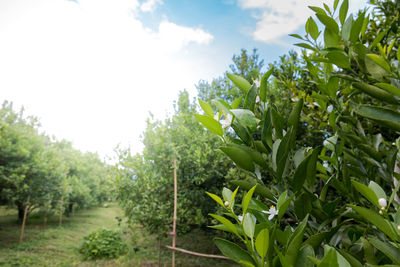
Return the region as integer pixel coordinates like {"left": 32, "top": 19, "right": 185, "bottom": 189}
{"left": 196, "top": 0, "right": 400, "bottom": 265}
{"left": 79, "top": 227, "right": 127, "bottom": 260}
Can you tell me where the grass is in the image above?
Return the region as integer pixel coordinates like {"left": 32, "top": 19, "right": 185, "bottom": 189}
{"left": 0, "top": 204, "right": 236, "bottom": 266}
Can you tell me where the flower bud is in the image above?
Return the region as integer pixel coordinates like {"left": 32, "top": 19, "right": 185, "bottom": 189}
{"left": 397, "top": 225, "right": 400, "bottom": 231}
{"left": 379, "top": 210, "right": 383, "bottom": 215}
{"left": 224, "top": 201, "right": 229, "bottom": 207}
{"left": 378, "top": 198, "right": 387, "bottom": 208}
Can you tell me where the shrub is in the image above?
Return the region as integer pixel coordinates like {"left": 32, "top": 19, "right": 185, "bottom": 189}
{"left": 79, "top": 228, "right": 127, "bottom": 260}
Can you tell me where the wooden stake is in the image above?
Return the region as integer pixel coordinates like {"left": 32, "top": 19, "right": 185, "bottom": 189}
{"left": 165, "top": 246, "right": 229, "bottom": 259}
{"left": 59, "top": 196, "right": 64, "bottom": 227}
{"left": 172, "top": 159, "right": 177, "bottom": 267}
{"left": 158, "top": 238, "right": 161, "bottom": 267}
{"left": 19, "top": 194, "right": 30, "bottom": 245}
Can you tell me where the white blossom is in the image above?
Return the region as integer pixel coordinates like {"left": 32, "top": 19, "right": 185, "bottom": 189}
{"left": 238, "top": 215, "right": 243, "bottom": 222}
{"left": 327, "top": 105, "right": 333, "bottom": 113}
{"left": 378, "top": 198, "right": 387, "bottom": 208}
{"left": 262, "top": 205, "right": 279, "bottom": 220}
{"left": 220, "top": 113, "right": 232, "bottom": 128}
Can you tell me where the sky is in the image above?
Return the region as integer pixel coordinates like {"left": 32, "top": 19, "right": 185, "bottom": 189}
{"left": 0, "top": 0, "right": 367, "bottom": 161}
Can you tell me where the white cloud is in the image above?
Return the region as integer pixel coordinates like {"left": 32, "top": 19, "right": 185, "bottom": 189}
{"left": 140, "top": 0, "right": 163, "bottom": 12}
{"left": 238, "top": 0, "right": 367, "bottom": 44}
{"left": 0, "top": 0, "right": 214, "bottom": 159}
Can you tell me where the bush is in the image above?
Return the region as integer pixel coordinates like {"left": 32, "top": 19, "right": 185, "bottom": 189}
{"left": 79, "top": 228, "right": 127, "bottom": 260}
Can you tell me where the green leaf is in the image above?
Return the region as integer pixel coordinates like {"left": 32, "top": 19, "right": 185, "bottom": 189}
{"left": 369, "top": 237, "right": 400, "bottom": 264}
{"left": 339, "top": 0, "right": 348, "bottom": 25}
{"left": 308, "top": 6, "right": 327, "bottom": 15}
{"left": 306, "top": 17, "right": 320, "bottom": 40}
{"left": 351, "top": 180, "right": 379, "bottom": 207}
{"left": 333, "top": 0, "right": 339, "bottom": 10}
{"left": 326, "top": 51, "right": 350, "bottom": 69}
{"left": 243, "top": 213, "right": 256, "bottom": 239}
{"left": 206, "top": 192, "right": 225, "bottom": 208}
{"left": 366, "top": 54, "right": 391, "bottom": 73}
{"left": 324, "top": 28, "right": 339, "bottom": 47}
{"left": 255, "top": 228, "right": 269, "bottom": 260}
{"left": 231, "top": 96, "right": 243, "bottom": 109}
{"left": 351, "top": 104, "right": 400, "bottom": 132}
{"left": 316, "top": 13, "right": 339, "bottom": 33}
{"left": 294, "top": 43, "right": 317, "bottom": 51}
{"left": 350, "top": 11, "right": 365, "bottom": 43}
{"left": 277, "top": 191, "right": 293, "bottom": 220}
{"left": 227, "top": 73, "right": 251, "bottom": 93}
{"left": 375, "top": 83, "right": 400, "bottom": 97}
{"left": 294, "top": 245, "right": 314, "bottom": 267}
{"left": 319, "top": 245, "right": 351, "bottom": 267}
{"left": 221, "top": 145, "right": 255, "bottom": 172}
{"left": 194, "top": 114, "right": 223, "bottom": 136}
{"left": 230, "top": 180, "right": 274, "bottom": 200}
{"left": 198, "top": 99, "right": 214, "bottom": 117}
{"left": 242, "top": 185, "right": 257, "bottom": 214}
{"left": 214, "top": 238, "right": 256, "bottom": 265}
{"left": 293, "top": 154, "right": 311, "bottom": 192}
{"left": 271, "top": 107, "right": 284, "bottom": 139}
{"left": 276, "top": 128, "right": 293, "bottom": 180}
{"left": 289, "top": 34, "right": 304, "bottom": 40}
{"left": 210, "top": 214, "right": 239, "bottom": 236}
{"left": 353, "top": 82, "right": 399, "bottom": 104}
{"left": 306, "top": 147, "right": 320, "bottom": 186}
{"left": 341, "top": 15, "right": 353, "bottom": 41}
{"left": 338, "top": 249, "right": 363, "bottom": 267}
{"left": 260, "top": 68, "right": 274, "bottom": 102}
{"left": 285, "top": 214, "right": 309, "bottom": 266}
{"left": 349, "top": 205, "right": 397, "bottom": 241}
{"left": 261, "top": 107, "right": 273, "bottom": 150}
{"left": 287, "top": 99, "right": 304, "bottom": 138}
{"left": 231, "top": 109, "right": 257, "bottom": 132}
{"left": 244, "top": 84, "right": 257, "bottom": 111}
{"left": 294, "top": 193, "right": 312, "bottom": 219}
{"left": 371, "top": 28, "right": 389, "bottom": 49}
{"left": 222, "top": 188, "right": 233, "bottom": 204}
{"left": 368, "top": 181, "right": 386, "bottom": 200}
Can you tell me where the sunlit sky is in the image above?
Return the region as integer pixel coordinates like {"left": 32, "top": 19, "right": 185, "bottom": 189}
{"left": 0, "top": 0, "right": 367, "bottom": 160}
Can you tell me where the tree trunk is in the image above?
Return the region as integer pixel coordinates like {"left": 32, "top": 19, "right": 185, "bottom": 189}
{"left": 59, "top": 196, "right": 64, "bottom": 227}
{"left": 17, "top": 201, "right": 24, "bottom": 221}
{"left": 19, "top": 194, "right": 30, "bottom": 245}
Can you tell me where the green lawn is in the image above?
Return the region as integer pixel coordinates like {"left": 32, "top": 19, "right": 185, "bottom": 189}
{"left": 0, "top": 204, "right": 235, "bottom": 266}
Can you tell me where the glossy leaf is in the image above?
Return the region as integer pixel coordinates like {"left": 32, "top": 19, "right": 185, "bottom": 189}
{"left": 326, "top": 51, "right": 350, "bottom": 69}
{"left": 231, "top": 109, "right": 257, "bottom": 132}
{"left": 285, "top": 214, "right": 309, "bottom": 266}
{"left": 260, "top": 68, "right": 274, "bottom": 102}
{"left": 210, "top": 214, "right": 239, "bottom": 236}
{"left": 243, "top": 213, "right": 256, "bottom": 239}
{"left": 316, "top": 13, "right": 339, "bottom": 33}
{"left": 227, "top": 73, "right": 251, "bottom": 93}
{"left": 242, "top": 185, "right": 257, "bottom": 214}
{"left": 220, "top": 145, "right": 255, "bottom": 172}
{"left": 369, "top": 237, "right": 400, "bottom": 264}
{"left": 230, "top": 180, "right": 274, "bottom": 200}
{"left": 306, "top": 17, "right": 320, "bottom": 40}
{"left": 214, "top": 238, "right": 256, "bottom": 265}
{"left": 351, "top": 180, "right": 379, "bottom": 207}
{"left": 366, "top": 54, "right": 391, "bottom": 73}
{"left": 349, "top": 205, "right": 397, "bottom": 241}
{"left": 255, "top": 228, "right": 269, "bottom": 259}
{"left": 206, "top": 192, "right": 225, "bottom": 208}
{"left": 351, "top": 104, "right": 400, "bottom": 132}
{"left": 194, "top": 114, "right": 223, "bottom": 136}
{"left": 198, "top": 99, "right": 214, "bottom": 117}
{"left": 339, "top": 0, "right": 348, "bottom": 25}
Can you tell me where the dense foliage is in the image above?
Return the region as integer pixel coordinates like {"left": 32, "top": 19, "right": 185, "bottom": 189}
{"left": 79, "top": 228, "right": 127, "bottom": 260}
{"left": 196, "top": 0, "right": 400, "bottom": 265}
{"left": 0, "top": 101, "right": 110, "bottom": 221}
